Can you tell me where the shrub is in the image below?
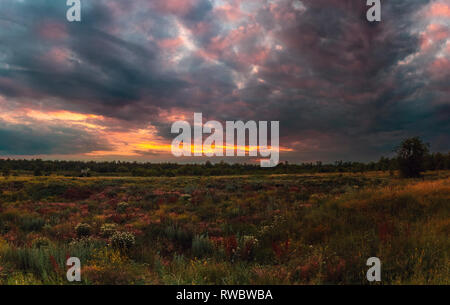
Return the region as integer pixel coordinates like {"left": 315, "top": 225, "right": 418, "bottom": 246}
{"left": 110, "top": 231, "right": 136, "bottom": 251}
{"left": 83, "top": 248, "right": 139, "bottom": 284}
{"left": 26, "top": 182, "right": 69, "bottom": 201}
{"left": 116, "top": 202, "right": 129, "bottom": 214}
{"left": 69, "top": 237, "right": 106, "bottom": 262}
{"left": 100, "top": 223, "right": 117, "bottom": 238}
{"left": 0, "top": 221, "right": 11, "bottom": 234}
{"left": 164, "top": 225, "right": 193, "bottom": 248}
{"left": 69, "top": 237, "right": 105, "bottom": 250}
{"left": 20, "top": 216, "right": 45, "bottom": 232}
{"left": 75, "top": 223, "right": 92, "bottom": 238}
{"left": 31, "top": 237, "right": 51, "bottom": 249}
{"left": 192, "top": 235, "right": 213, "bottom": 258}
{"left": 238, "top": 235, "right": 259, "bottom": 261}
{"left": 180, "top": 194, "right": 192, "bottom": 202}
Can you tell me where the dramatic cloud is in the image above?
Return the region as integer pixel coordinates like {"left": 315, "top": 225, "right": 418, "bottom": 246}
{"left": 0, "top": 0, "right": 448, "bottom": 162}
{"left": 0, "top": 119, "right": 111, "bottom": 155}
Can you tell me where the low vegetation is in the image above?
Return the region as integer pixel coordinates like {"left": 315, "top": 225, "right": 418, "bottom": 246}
{"left": 0, "top": 171, "right": 448, "bottom": 284}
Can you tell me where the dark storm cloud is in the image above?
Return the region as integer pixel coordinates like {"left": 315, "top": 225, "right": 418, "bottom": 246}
{"left": 225, "top": 0, "right": 449, "bottom": 161}
{"left": 0, "top": 0, "right": 187, "bottom": 121}
{"left": 0, "top": 0, "right": 448, "bottom": 161}
{"left": 0, "top": 120, "right": 111, "bottom": 155}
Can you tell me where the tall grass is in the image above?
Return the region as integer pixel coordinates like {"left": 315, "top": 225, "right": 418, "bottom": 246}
{"left": 0, "top": 173, "right": 448, "bottom": 284}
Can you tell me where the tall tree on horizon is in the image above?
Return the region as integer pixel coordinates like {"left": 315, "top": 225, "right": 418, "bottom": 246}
{"left": 396, "top": 137, "right": 430, "bottom": 178}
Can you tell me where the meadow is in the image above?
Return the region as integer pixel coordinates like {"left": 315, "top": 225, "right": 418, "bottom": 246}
{"left": 0, "top": 171, "right": 448, "bottom": 284}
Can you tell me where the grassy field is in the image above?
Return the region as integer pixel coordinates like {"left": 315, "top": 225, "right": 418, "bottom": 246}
{"left": 0, "top": 171, "right": 448, "bottom": 284}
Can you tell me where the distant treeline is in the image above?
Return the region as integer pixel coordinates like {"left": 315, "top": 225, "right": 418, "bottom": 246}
{"left": 0, "top": 152, "right": 449, "bottom": 177}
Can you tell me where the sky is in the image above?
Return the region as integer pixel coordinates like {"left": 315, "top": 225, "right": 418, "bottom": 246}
{"left": 0, "top": 0, "right": 449, "bottom": 164}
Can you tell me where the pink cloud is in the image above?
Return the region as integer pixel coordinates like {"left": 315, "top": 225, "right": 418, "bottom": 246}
{"left": 213, "top": 0, "right": 247, "bottom": 22}
{"left": 48, "top": 47, "right": 71, "bottom": 63}
{"left": 429, "top": 57, "right": 450, "bottom": 79}
{"left": 38, "top": 21, "right": 68, "bottom": 40}
{"left": 420, "top": 23, "right": 450, "bottom": 51}
{"left": 428, "top": 2, "right": 450, "bottom": 17}
{"left": 158, "top": 37, "right": 184, "bottom": 50}
{"left": 153, "top": 0, "right": 197, "bottom": 16}
{"left": 189, "top": 21, "right": 211, "bottom": 36}
{"left": 199, "top": 23, "right": 270, "bottom": 67}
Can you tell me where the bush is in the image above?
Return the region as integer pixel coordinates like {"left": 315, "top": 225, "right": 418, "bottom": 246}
{"left": 20, "top": 216, "right": 45, "bottom": 232}
{"left": 100, "top": 223, "right": 117, "bottom": 238}
{"left": 164, "top": 226, "right": 193, "bottom": 248}
{"left": 75, "top": 223, "right": 92, "bottom": 238}
{"left": 69, "top": 237, "right": 106, "bottom": 261}
{"left": 31, "top": 237, "right": 52, "bottom": 249}
{"left": 192, "top": 235, "right": 213, "bottom": 258}
{"left": 0, "top": 220, "right": 11, "bottom": 234}
{"left": 116, "top": 202, "right": 129, "bottom": 214}
{"left": 180, "top": 194, "right": 192, "bottom": 202}
{"left": 110, "top": 231, "right": 136, "bottom": 251}
{"left": 69, "top": 236, "right": 105, "bottom": 250}
{"left": 26, "top": 182, "right": 69, "bottom": 201}
{"left": 238, "top": 235, "right": 259, "bottom": 261}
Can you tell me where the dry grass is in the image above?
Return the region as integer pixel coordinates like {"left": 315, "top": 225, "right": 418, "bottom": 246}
{"left": 0, "top": 172, "right": 448, "bottom": 284}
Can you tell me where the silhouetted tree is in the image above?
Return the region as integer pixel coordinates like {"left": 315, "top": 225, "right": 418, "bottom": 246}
{"left": 396, "top": 137, "right": 429, "bottom": 178}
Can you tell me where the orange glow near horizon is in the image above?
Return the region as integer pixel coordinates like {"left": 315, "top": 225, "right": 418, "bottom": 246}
{"left": 0, "top": 104, "right": 294, "bottom": 159}
{"left": 26, "top": 109, "right": 103, "bottom": 121}
{"left": 138, "top": 142, "right": 293, "bottom": 155}
{"left": 86, "top": 141, "right": 294, "bottom": 158}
